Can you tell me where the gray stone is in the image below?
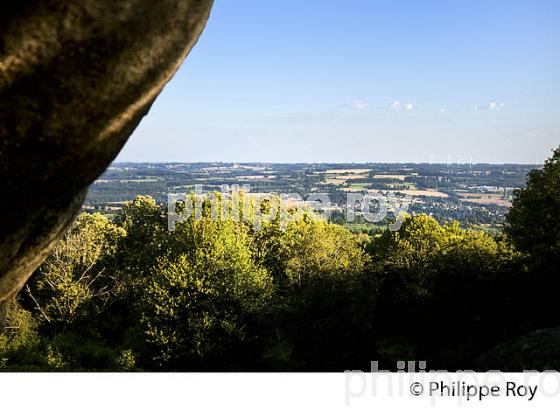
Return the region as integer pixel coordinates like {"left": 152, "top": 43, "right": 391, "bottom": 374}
{"left": 0, "top": 0, "right": 214, "bottom": 302}
{"left": 476, "top": 327, "right": 560, "bottom": 371}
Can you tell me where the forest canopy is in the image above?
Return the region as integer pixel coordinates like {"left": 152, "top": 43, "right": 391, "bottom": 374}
{"left": 1, "top": 147, "right": 559, "bottom": 371}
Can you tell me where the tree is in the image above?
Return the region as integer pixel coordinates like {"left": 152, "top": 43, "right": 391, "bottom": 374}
{"left": 141, "top": 217, "right": 274, "bottom": 369}
{"left": 27, "top": 213, "right": 126, "bottom": 325}
{"left": 0, "top": 300, "right": 40, "bottom": 370}
{"left": 505, "top": 146, "right": 560, "bottom": 262}
{"left": 503, "top": 146, "right": 560, "bottom": 332}
{"left": 278, "top": 215, "right": 370, "bottom": 287}
{"left": 264, "top": 215, "right": 374, "bottom": 370}
{"left": 368, "top": 214, "right": 520, "bottom": 367}
{"left": 116, "top": 196, "right": 170, "bottom": 278}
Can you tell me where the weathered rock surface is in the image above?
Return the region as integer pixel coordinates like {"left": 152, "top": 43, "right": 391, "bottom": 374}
{"left": 476, "top": 327, "right": 560, "bottom": 371}
{"left": 0, "top": 0, "right": 213, "bottom": 302}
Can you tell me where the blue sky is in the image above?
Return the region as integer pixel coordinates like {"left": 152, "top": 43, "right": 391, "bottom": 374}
{"left": 118, "top": 0, "right": 560, "bottom": 164}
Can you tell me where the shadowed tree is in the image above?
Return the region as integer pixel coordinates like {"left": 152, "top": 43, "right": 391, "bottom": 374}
{"left": 505, "top": 146, "right": 560, "bottom": 263}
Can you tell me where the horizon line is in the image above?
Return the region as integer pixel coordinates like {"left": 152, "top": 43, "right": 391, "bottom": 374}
{"left": 111, "top": 160, "right": 542, "bottom": 166}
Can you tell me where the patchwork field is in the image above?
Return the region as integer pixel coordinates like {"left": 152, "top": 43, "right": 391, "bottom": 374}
{"left": 87, "top": 162, "right": 535, "bottom": 227}
{"left": 322, "top": 168, "right": 371, "bottom": 174}
{"left": 457, "top": 192, "right": 511, "bottom": 207}
{"left": 372, "top": 174, "right": 408, "bottom": 181}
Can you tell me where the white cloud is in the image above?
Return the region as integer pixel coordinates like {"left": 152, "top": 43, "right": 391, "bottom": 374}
{"left": 388, "top": 100, "right": 413, "bottom": 111}
{"left": 475, "top": 101, "right": 505, "bottom": 111}
{"left": 439, "top": 108, "right": 446, "bottom": 113}
{"left": 351, "top": 100, "right": 369, "bottom": 110}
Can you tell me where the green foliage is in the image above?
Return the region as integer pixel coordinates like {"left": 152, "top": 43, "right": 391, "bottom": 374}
{"left": 503, "top": 146, "right": 560, "bottom": 332}
{"left": 505, "top": 146, "right": 560, "bottom": 261}
{"left": 116, "top": 196, "right": 170, "bottom": 280}
{"left": 280, "top": 215, "right": 370, "bottom": 286}
{"left": 5, "top": 148, "right": 559, "bottom": 371}
{"left": 0, "top": 300, "right": 42, "bottom": 370}
{"left": 371, "top": 214, "right": 517, "bottom": 296}
{"left": 256, "top": 214, "right": 375, "bottom": 370}
{"left": 44, "top": 333, "right": 135, "bottom": 371}
{"left": 141, "top": 217, "right": 274, "bottom": 369}
{"left": 28, "top": 213, "right": 126, "bottom": 325}
{"left": 367, "top": 213, "right": 525, "bottom": 367}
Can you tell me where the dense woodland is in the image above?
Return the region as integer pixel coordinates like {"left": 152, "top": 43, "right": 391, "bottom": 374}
{"left": 1, "top": 148, "right": 558, "bottom": 371}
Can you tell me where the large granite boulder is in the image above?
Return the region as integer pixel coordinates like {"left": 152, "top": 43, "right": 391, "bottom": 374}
{"left": 0, "top": 0, "right": 214, "bottom": 302}
{"left": 476, "top": 327, "right": 560, "bottom": 371}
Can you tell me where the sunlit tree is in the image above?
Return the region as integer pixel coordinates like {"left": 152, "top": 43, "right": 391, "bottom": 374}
{"left": 28, "top": 213, "right": 126, "bottom": 325}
